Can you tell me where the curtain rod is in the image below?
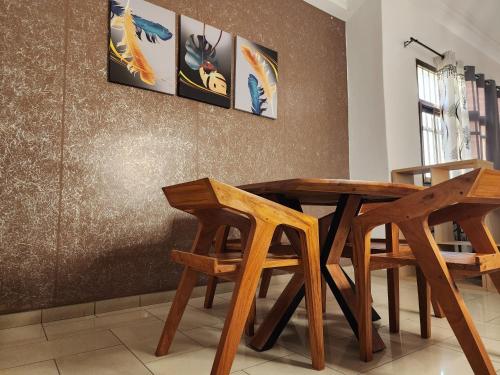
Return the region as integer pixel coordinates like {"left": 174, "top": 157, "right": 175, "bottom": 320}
{"left": 404, "top": 37, "right": 445, "bottom": 59}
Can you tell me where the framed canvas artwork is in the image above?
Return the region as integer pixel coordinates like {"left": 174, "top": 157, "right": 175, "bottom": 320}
{"left": 108, "top": 0, "right": 176, "bottom": 95}
{"left": 178, "top": 15, "right": 232, "bottom": 108}
{"left": 234, "top": 36, "right": 278, "bottom": 119}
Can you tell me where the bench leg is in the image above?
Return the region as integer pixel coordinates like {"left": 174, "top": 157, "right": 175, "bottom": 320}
{"left": 402, "top": 219, "right": 496, "bottom": 375}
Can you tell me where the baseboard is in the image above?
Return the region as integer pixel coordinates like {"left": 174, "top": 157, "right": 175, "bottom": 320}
{"left": 0, "top": 281, "right": 237, "bottom": 330}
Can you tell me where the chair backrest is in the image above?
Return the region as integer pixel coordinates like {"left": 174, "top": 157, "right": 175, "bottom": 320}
{"left": 355, "top": 168, "right": 500, "bottom": 256}
{"left": 358, "top": 169, "right": 500, "bottom": 226}
{"left": 163, "top": 178, "right": 315, "bottom": 229}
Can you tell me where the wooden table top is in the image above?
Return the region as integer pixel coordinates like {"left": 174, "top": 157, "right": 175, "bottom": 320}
{"left": 239, "top": 178, "right": 424, "bottom": 205}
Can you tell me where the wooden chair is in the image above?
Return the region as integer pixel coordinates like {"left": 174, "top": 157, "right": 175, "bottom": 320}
{"left": 204, "top": 214, "right": 340, "bottom": 314}
{"left": 352, "top": 168, "right": 500, "bottom": 374}
{"left": 203, "top": 226, "right": 286, "bottom": 309}
{"left": 155, "top": 178, "right": 325, "bottom": 375}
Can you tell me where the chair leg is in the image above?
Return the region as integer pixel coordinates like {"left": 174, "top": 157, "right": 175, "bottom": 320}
{"left": 431, "top": 296, "right": 445, "bottom": 318}
{"left": 156, "top": 267, "right": 198, "bottom": 356}
{"left": 245, "top": 296, "right": 256, "bottom": 336}
{"left": 387, "top": 268, "right": 400, "bottom": 333}
{"left": 299, "top": 223, "right": 325, "bottom": 370}
{"left": 204, "top": 277, "right": 218, "bottom": 308}
{"left": 416, "top": 267, "right": 431, "bottom": 338}
{"left": 401, "top": 219, "right": 496, "bottom": 375}
{"left": 211, "top": 222, "right": 275, "bottom": 375}
{"left": 258, "top": 269, "right": 273, "bottom": 299}
{"left": 205, "top": 226, "right": 230, "bottom": 308}
{"left": 353, "top": 225, "right": 373, "bottom": 362}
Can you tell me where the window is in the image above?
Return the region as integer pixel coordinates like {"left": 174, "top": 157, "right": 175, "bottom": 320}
{"left": 416, "top": 61, "right": 444, "bottom": 170}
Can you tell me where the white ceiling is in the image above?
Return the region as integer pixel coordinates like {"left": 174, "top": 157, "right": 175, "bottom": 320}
{"left": 305, "top": 0, "right": 500, "bottom": 64}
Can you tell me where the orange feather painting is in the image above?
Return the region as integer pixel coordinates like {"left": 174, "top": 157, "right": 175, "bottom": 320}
{"left": 108, "top": 0, "right": 176, "bottom": 95}
{"left": 235, "top": 36, "right": 278, "bottom": 119}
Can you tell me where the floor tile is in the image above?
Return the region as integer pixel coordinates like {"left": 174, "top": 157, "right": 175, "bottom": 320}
{"left": 182, "top": 325, "right": 292, "bottom": 369}
{"left": 243, "top": 353, "right": 342, "bottom": 374}
{"left": 0, "top": 330, "right": 119, "bottom": 369}
{"left": 364, "top": 343, "right": 500, "bottom": 374}
{"left": 0, "top": 324, "right": 46, "bottom": 348}
{"left": 146, "top": 348, "right": 223, "bottom": 374}
{"left": 43, "top": 309, "right": 155, "bottom": 339}
{"left": 111, "top": 318, "right": 202, "bottom": 363}
{"left": 146, "top": 303, "right": 223, "bottom": 330}
{"left": 0, "top": 360, "right": 58, "bottom": 375}
{"left": 277, "top": 314, "right": 439, "bottom": 375}
{"left": 147, "top": 345, "right": 290, "bottom": 375}
{"left": 439, "top": 334, "right": 500, "bottom": 363}
{"left": 379, "top": 318, "right": 455, "bottom": 342}
{"left": 57, "top": 345, "right": 150, "bottom": 374}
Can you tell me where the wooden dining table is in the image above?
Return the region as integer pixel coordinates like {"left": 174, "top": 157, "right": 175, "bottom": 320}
{"left": 239, "top": 178, "right": 424, "bottom": 353}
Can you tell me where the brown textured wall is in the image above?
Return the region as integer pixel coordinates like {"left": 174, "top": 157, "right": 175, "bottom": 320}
{"left": 0, "top": 0, "right": 348, "bottom": 314}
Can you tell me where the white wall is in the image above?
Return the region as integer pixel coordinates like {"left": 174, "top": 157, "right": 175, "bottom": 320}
{"left": 346, "top": 0, "right": 389, "bottom": 181}
{"left": 347, "top": 0, "right": 500, "bottom": 180}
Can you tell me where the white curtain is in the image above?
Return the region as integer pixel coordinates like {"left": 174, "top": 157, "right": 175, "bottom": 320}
{"left": 434, "top": 51, "right": 471, "bottom": 161}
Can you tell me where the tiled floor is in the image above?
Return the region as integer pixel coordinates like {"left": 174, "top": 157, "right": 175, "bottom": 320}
{"left": 1, "top": 269, "right": 500, "bottom": 374}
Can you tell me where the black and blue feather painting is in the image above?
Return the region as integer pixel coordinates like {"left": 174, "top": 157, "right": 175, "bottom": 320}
{"left": 108, "top": 0, "right": 176, "bottom": 95}
{"left": 234, "top": 36, "right": 278, "bottom": 119}
{"left": 178, "top": 15, "right": 233, "bottom": 108}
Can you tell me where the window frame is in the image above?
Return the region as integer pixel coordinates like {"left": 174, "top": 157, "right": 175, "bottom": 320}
{"left": 416, "top": 60, "right": 442, "bottom": 183}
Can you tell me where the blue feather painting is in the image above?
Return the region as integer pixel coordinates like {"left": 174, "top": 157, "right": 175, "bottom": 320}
{"left": 248, "top": 74, "right": 267, "bottom": 115}
{"left": 235, "top": 36, "right": 278, "bottom": 119}
{"left": 108, "top": 0, "right": 176, "bottom": 95}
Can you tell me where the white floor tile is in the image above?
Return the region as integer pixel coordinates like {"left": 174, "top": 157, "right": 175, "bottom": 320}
{"left": 0, "top": 360, "right": 58, "bottom": 375}
{"left": 57, "top": 345, "right": 150, "bottom": 374}
{"left": 0, "top": 324, "right": 46, "bottom": 348}
{"left": 0, "top": 330, "right": 119, "bottom": 370}
{"left": 43, "top": 310, "right": 155, "bottom": 339}
{"left": 146, "top": 303, "right": 223, "bottom": 330}
{"left": 364, "top": 343, "right": 500, "bottom": 374}
{"left": 183, "top": 325, "right": 292, "bottom": 369}
{"left": 111, "top": 318, "right": 203, "bottom": 363}
{"left": 243, "top": 353, "right": 342, "bottom": 374}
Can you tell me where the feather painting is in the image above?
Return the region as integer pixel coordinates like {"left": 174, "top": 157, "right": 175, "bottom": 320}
{"left": 235, "top": 36, "right": 278, "bottom": 119}
{"left": 108, "top": 0, "right": 176, "bottom": 95}
{"left": 248, "top": 74, "right": 267, "bottom": 115}
{"left": 178, "top": 15, "right": 232, "bottom": 108}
